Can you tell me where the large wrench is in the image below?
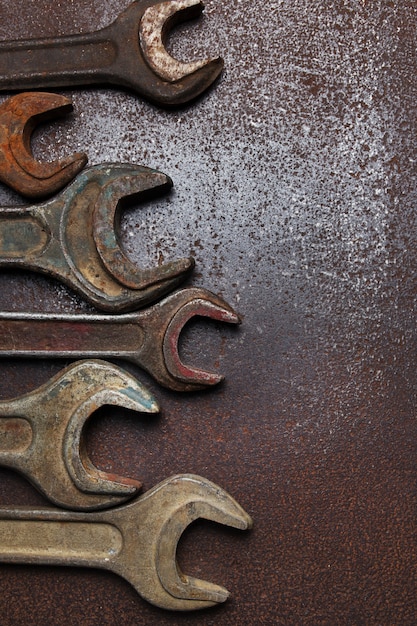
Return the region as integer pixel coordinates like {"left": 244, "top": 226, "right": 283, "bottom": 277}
{"left": 0, "top": 163, "right": 194, "bottom": 312}
{"left": 0, "top": 474, "right": 252, "bottom": 611}
{"left": 0, "top": 287, "right": 240, "bottom": 392}
{"left": 0, "top": 360, "right": 159, "bottom": 510}
{"left": 0, "top": 0, "right": 223, "bottom": 106}
{"left": 0, "top": 92, "right": 87, "bottom": 199}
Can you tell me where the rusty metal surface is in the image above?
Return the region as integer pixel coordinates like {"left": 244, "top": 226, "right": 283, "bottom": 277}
{"left": 0, "top": 0, "right": 416, "bottom": 624}
{"left": 0, "top": 92, "right": 87, "bottom": 198}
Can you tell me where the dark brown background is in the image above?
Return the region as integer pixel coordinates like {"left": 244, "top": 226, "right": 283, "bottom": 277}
{"left": 0, "top": 0, "right": 416, "bottom": 624}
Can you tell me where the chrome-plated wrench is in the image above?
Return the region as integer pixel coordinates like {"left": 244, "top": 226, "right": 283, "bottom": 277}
{"left": 0, "top": 474, "right": 252, "bottom": 611}
{"left": 0, "top": 0, "right": 223, "bottom": 106}
{"left": 0, "top": 288, "right": 240, "bottom": 392}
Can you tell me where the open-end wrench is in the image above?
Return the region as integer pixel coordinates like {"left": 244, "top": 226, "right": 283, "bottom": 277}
{"left": 0, "top": 360, "right": 159, "bottom": 510}
{"left": 0, "top": 474, "right": 252, "bottom": 611}
{"left": 0, "top": 92, "right": 87, "bottom": 199}
{"left": 0, "top": 287, "right": 240, "bottom": 392}
{"left": 0, "top": 0, "right": 223, "bottom": 106}
{"left": 0, "top": 163, "right": 194, "bottom": 312}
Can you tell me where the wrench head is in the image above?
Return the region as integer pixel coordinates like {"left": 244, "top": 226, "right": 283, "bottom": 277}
{"left": 112, "top": 0, "right": 223, "bottom": 105}
{"left": 59, "top": 163, "right": 194, "bottom": 312}
{"left": 115, "top": 474, "right": 252, "bottom": 611}
{"left": 0, "top": 92, "right": 87, "bottom": 198}
{"left": 163, "top": 289, "right": 241, "bottom": 388}
{"left": 61, "top": 360, "right": 159, "bottom": 502}
{"left": 7, "top": 360, "right": 159, "bottom": 510}
{"left": 140, "top": 287, "right": 241, "bottom": 391}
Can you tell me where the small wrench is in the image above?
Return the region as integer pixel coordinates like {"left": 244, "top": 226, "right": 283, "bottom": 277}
{"left": 0, "top": 163, "right": 194, "bottom": 312}
{"left": 0, "top": 0, "right": 223, "bottom": 106}
{"left": 0, "top": 360, "right": 159, "bottom": 510}
{"left": 0, "top": 92, "right": 87, "bottom": 199}
{"left": 0, "top": 474, "right": 252, "bottom": 611}
{"left": 0, "top": 287, "right": 240, "bottom": 392}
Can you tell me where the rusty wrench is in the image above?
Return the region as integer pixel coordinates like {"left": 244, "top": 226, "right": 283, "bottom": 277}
{"left": 0, "top": 163, "right": 194, "bottom": 312}
{"left": 0, "top": 287, "right": 240, "bottom": 392}
{"left": 0, "top": 92, "right": 87, "bottom": 199}
{"left": 0, "top": 474, "right": 252, "bottom": 611}
{"left": 0, "top": 0, "right": 223, "bottom": 106}
{"left": 0, "top": 360, "right": 159, "bottom": 510}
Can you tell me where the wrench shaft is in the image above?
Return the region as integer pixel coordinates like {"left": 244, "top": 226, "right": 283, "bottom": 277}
{"left": 0, "top": 517, "right": 121, "bottom": 563}
{"left": 0, "top": 316, "right": 145, "bottom": 357}
{"left": 0, "top": 211, "right": 48, "bottom": 259}
{"left": 0, "top": 33, "right": 117, "bottom": 91}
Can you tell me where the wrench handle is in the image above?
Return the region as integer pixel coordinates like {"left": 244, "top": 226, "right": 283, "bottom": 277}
{"left": 0, "top": 314, "right": 145, "bottom": 360}
{"left": 0, "top": 209, "right": 50, "bottom": 262}
{"left": 0, "top": 415, "right": 32, "bottom": 468}
{"left": 0, "top": 509, "right": 120, "bottom": 568}
{"left": 0, "top": 32, "right": 117, "bottom": 92}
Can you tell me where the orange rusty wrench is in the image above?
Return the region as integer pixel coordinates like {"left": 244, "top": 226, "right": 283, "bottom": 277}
{"left": 0, "top": 92, "right": 87, "bottom": 198}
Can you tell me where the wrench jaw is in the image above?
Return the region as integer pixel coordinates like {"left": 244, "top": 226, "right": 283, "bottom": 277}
{"left": 61, "top": 361, "right": 159, "bottom": 505}
{"left": 108, "top": 0, "right": 223, "bottom": 106}
{"left": 58, "top": 163, "right": 195, "bottom": 313}
{"left": 133, "top": 55, "right": 223, "bottom": 107}
{"left": 139, "top": 0, "right": 224, "bottom": 105}
{"left": 64, "top": 385, "right": 159, "bottom": 499}
{"left": 92, "top": 169, "right": 195, "bottom": 293}
{"left": 0, "top": 92, "right": 87, "bottom": 198}
{"left": 150, "top": 288, "right": 241, "bottom": 392}
{"left": 113, "top": 474, "right": 252, "bottom": 611}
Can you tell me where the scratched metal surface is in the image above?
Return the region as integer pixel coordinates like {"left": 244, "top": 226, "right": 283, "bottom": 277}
{"left": 0, "top": 0, "right": 416, "bottom": 624}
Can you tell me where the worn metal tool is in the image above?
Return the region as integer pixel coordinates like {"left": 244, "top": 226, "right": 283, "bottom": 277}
{"left": 0, "top": 92, "right": 87, "bottom": 199}
{"left": 0, "top": 360, "right": 159, "bottom": 510}
{"left": 0, "top": 474, "right": 252, "bottom": 611}
{"left": 0, "top": 287, "right": 240, "bottom": 392}
{"left": 0, "top": 163, "right": 194, "bottom": 312}
{"left": 0, "top": 0, "right": 223, "bottom": 106}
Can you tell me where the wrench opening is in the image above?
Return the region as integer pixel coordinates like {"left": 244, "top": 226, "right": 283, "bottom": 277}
{"left": 64, "top": 383, "right": 159, "bottom": 499}
{"left": 162, "top": 293, "right": 241, "bottom": 387}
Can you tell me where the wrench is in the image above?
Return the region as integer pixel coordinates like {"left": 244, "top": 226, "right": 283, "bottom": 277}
{"left": 0, "top": 287, "right": 240, "bottom": 392}
{"left": 0, "top": 0, "right": 223, "bottom": 106}
{"left": 0, "top": 474, "right": 252, "bottom": 611}
{"left": 0, "top": 163, "right": 194, "bottom": 312}
{"left": 0, "top": 360, "right": 159, "bottom": 510}
{"left": 0, "top": 92, "right": 87, "bottom": 199}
